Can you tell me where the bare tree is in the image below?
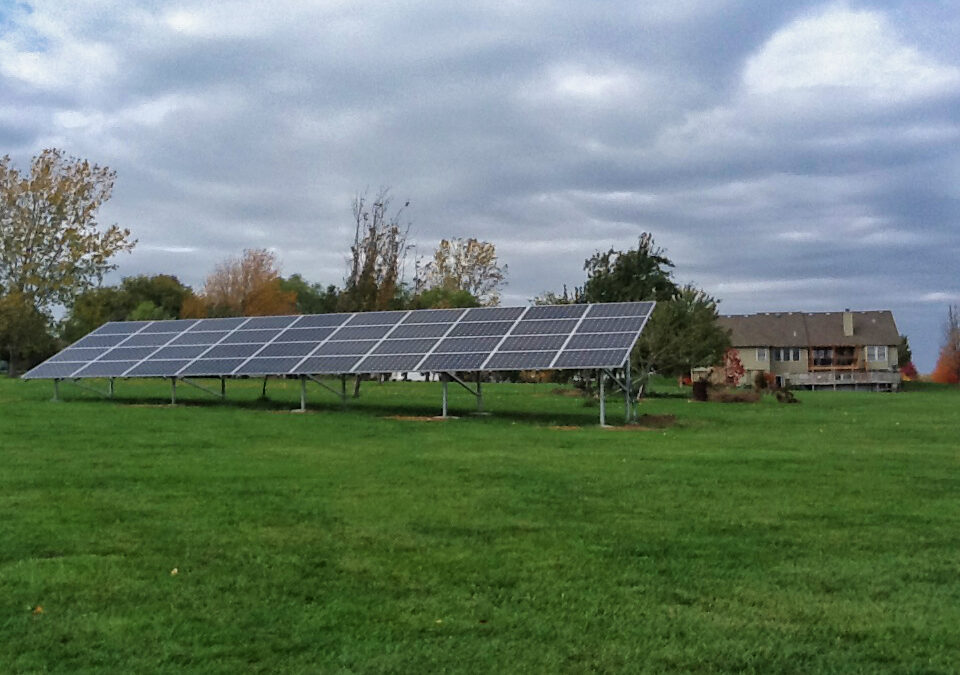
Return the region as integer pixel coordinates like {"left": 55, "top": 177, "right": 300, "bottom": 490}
{"left": 339, "top": 188, "right": 412, "bottom": 312}
{"left": 339, "top": 188, "right": 413, "bottom": 396}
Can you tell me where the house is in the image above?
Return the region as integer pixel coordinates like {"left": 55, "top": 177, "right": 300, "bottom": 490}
{"left": 717, "top": 310, "right": 901, "bottom": 391}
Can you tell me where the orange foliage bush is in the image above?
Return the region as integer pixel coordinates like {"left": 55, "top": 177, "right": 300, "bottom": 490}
{"left": 930, "top": 345, "right": 960, "bottom": 384}
{"left": 181, "top": 248, "right": 297, "bottom": 318}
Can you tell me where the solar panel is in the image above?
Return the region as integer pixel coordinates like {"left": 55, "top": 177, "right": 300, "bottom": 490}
{"left": 22, "top": 302, "right": 655, "bottom": 379}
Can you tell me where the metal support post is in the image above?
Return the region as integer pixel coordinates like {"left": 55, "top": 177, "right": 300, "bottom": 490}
{"left": 109, "top": 378, "right": 115, "bottom": 399}
{"left": 221, "top": 377, "right": 226, "bottom": 399}
{"left": 300, "top": 375, "right": 307, "bottom": 412}
{"left": 598, "top": 369, "right": 606, "bottom": 426}
{"left": 52, "top": 379, "right": 60, "bottom": 402}
{"left": 476, "top": 371, "right": 483, "bottom": 412}
{"left": 441, "top": 373, "right": 449, "bottom": 417}
{"left": 171, "top": 378, "right": 177, "bottom": 404}
{"left": 340, "top": 375, "right": 346, "bottom": 400}
{"left": 624, "top": 364, "right": 631, "bottom": 423}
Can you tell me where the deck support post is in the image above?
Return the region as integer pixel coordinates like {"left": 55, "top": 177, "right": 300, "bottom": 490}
{"left": 598, "top": 369, "right": 606, "bottom": 426}
{"left": 624, "top": 364, "right": 631, "bottom": 423}
{"left": 476, "top": 371, "right": 483, "bottom": 412}
{"left": 441, "top": 373, "right": 449, "bottom": 418}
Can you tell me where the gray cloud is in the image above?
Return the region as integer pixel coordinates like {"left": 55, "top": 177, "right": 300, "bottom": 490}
{"left": 1, "top": 0, "right": 958, "bottom": 369}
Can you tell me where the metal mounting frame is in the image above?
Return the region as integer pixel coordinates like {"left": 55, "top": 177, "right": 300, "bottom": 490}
{"left": 439, "top": 371, "right": 484, "bottom": 417}
{"left": 52, "top": 377, "right": 116, "bottom": 401}
{"left": 298, "top": 374, "right": 348, "bottom": 412}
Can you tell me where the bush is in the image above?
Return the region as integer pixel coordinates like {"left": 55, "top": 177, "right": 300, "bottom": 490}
{"left": 707, "top": 387, "right": 760, "bottom": 403}
{"left": 753, "top": 371, "right": 768, "bottom": 391}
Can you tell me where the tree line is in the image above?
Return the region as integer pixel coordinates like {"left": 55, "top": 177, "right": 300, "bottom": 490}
{"left": 0, "top": 152, "right": 506, "bottom": 375}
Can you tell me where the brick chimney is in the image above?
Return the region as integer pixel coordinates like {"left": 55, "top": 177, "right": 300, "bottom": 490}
{"left": 843, "top": 309, "right": 854, "bottom": 337}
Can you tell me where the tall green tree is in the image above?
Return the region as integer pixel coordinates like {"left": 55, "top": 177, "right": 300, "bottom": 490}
{"left": 632, "top": 285, "right": 730, "bottom": 390}
{"left": 61, "top": 275, "right": 193, "bottom": 343}
{"left": 0, "top": 291, "right": 55, "bottom": 376}
{"left": 279, "top": 274, "right": 340, "bottom": 314}
{"left": 582, "top": 233, "right": 678, "bottom": 303}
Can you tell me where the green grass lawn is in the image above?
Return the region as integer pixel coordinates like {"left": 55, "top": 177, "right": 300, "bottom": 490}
{"left": 1, "top": 376, "right": 959, "bottom": 673}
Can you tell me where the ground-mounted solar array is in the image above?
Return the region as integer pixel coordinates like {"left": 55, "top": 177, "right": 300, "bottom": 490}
{"left": 23, "top": 302, "right": 654, "bottom": 380}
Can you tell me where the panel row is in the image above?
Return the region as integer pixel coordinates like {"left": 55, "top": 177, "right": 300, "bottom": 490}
{"left": 25, "top": 303, "right": 653, "bottom": 379}
{"left": 25, "top": 345, "right": 631, "bottom": 380}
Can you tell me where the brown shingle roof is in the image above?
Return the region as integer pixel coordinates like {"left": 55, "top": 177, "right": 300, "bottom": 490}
{"left": 718, "top": 311, "right": 899, "bottom": 348}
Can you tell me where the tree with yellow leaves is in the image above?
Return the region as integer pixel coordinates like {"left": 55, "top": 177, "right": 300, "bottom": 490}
{"left": 419, "top": 237, "right": 507, "bottom": 306}
{"left": 0, "top": 149, "right": 135, "bottom": 311}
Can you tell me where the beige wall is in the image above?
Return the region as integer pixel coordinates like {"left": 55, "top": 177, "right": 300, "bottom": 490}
{"left": 735, "top": 347, "right": 808, "bottom": 374}
{"left": 864, "top": 345, "right": 898, "bottom": 371}
{"left": 737, "top": 347, "right": 768, "bottom": 372}
{"left": 735, "top": 345, "right": 897, "bottom": 374}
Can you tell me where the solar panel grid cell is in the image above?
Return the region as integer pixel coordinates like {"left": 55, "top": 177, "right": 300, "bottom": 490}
{"left": 257, "top": 342, "right": 318, "bottom": 358}
{"left": 347, "top": 311, "right": 408, "bottom": 326}
{"left": 402, "top": 308, "right": 465, "bottom": 323}
{"left": 435, "top": 336, "right": 501, "bottom": 353}
{"left": 315, "top": 340, "right": 378, "bottom": 356}
{"left": 180, "top": 358, "right": 247, "bottom": 376}
{"left": 127, "top": 360, "right": 192, "bottom": 377}
{"left": 140, "top": 319, "right": 198, "bottom": 333}
{"left": 294, "top": 314, "right": 350, "bottom": 328}
{"left": 74, "top": 334, "right": 127, "bottom": 349}
{"left": 554, "top": 349, "right": 628, "bottom": 368}
{"left": 298, "top": 356, "right": 361, "bottom": 373}
{"left": 235, "top": 357, "right": 304, "bottom": 375}
{"left": 170, "top": 332, "right": 226, "bottom": 346}
{"left": 449, "top": 321, "right": 515, "bottom": 337}
{"left": 523, "top": 305, "right": 587, "bottom": 320}
{"left": 372, "top": 338, "right": 436, "bottom": 355}
{"left": 153, "top": 345, "right": 209, "bottom": 360}
{"left": 48, "top": 348, "right": 106, "bottom": 363}
{"left": 91, "top": 321, "right": 151, "bottom": 335}
{"left": 274, "top": 327, "right": 335, "bottom": 342}
{"left": 511, "top": 319, "right": 579, "bottom": 335}
{"left": 75, "top": 361, "right": 141, "bottom": 377}
{"left": 222, "top": 329, "right": 281, "bottom": 344}
{"left": 390, "top": 323, "right": 450, "bottom": 339}
{"left": 356, "top": 354, "right": 424, "bottom": 372}
{"left": 484, "top": 351, "right": 556, "bottom": 370}
{"left": 421, "top": 352, "right": 488, "bottom": 371}
{"left": 190, "top": 317, "right": 248, "bottom": 331}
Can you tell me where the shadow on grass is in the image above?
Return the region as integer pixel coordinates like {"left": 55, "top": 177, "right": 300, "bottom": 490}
{"left": 53, "top": 387, "right": 619, "bottom": 428}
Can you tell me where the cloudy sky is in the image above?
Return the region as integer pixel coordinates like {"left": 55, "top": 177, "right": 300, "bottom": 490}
{"left": 1, "top": 1, "right": 958, "bottom": 370}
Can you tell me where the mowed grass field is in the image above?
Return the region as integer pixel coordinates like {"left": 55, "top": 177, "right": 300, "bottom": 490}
{"left": 1, "top": 376, "right": 959, "bottom": 673}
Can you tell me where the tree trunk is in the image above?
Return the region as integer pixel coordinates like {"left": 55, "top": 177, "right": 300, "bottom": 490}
{"left": 7, "top": 348, "right": 19, "bottom": 378}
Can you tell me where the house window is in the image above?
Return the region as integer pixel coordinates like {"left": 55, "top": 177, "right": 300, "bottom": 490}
{"left": 792, "top": 348, "right": 801, "bottom": 361}
{"left": 772, "top": 348, "right": 800, "bottom": 362}
{"left": 813, "top": 348, "right": 833, "bottom": 366}
{"left": 756, "top": 348, "right": 767, "bottom": 361}
{"left": 865, "top": 346, "right": 887, "bottom": 362}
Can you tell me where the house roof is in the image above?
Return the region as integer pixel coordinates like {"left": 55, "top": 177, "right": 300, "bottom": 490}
{"left": 718, "top": 311, "right": 900, "bottom": 348}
